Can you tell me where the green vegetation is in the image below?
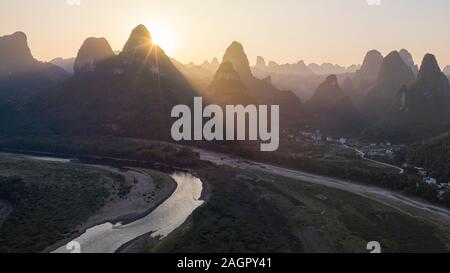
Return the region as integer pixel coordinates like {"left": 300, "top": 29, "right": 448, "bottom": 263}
{"left": 0, "top": 159, "right": 128, "bottom": 253}
{"left": 148, "top": 165, "right": 449, "bottom": 253}
{"left": 150, "top": 166, "right": 304, "bottom": 253}
{"left": 406, "top": 132, "right": 450, "bottom": 183}
{"left": 0, "top": 135, "right": 201, "bottom": 167}
{"left": 201, "top": 143, "right": 450, "bottom": 207}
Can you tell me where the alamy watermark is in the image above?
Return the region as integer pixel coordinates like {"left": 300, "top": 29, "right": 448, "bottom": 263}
{"left": 171, "top": 97, "right": 280, "bottom": 152}
{"left": 366, "top": 0, "right": 381, "bottom": 6}
{"left": 367, "top": 241, "right": 381, "bottom": 253}
{"left": 65, "top": 0, "right": 81, "bottom": 6}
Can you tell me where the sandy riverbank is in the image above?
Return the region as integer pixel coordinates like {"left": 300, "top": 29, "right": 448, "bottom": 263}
{"left": 45, "top": 166, "right": 176, "bottom": 252}
{"left": 116, "top": 175, "right": 210, "bottom": 253}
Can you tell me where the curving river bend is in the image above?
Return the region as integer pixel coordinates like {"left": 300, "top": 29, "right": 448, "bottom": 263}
{"left": 53, "top": 172, "right": 204, "bottom": 253}
{"left": 0, "top": 152, "right": 204, "bottom": 253}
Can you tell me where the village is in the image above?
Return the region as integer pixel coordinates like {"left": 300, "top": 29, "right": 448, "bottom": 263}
{"left": 283, "top": 130, "right": 450, "bottom": 200}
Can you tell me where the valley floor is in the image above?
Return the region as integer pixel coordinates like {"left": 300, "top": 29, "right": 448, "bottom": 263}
{"left": 0, "top": 156, "right": 175, "bottom": 253}
{"left": 196, "top": 148, "right": 450, "bottom": 223}
{"left": 0, "top": 137, "right": 449, "bottom": 253}
{"left": 46, "top": 167, "right": 176, "bottom": 252}
{"left": 146, "top": 163, "right": 450, "bottom": 253}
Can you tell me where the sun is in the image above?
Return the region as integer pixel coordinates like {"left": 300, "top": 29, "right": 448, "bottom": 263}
{"left": 148, "top": 22, "right": 177, "bottom": 55}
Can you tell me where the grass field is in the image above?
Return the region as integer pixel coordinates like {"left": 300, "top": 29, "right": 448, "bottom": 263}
{"left": 0, "top": 158, "right": 128, "bottom": 253}
{"left": 148, "top": 165, "right": 448, "bottom": 253}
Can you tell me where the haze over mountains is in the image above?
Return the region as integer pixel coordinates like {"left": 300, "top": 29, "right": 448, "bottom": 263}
{"left": 1, "top": 25, "right": 450, "bottom": 142}
{"left": 0, "top": 32, "right": 68, "bottom": 102}
{"left": 29, "top": 25, "right": 196, "bottom": 138}
{"left": 73, "top": 38, "right": 115, "bottom": 74}
{"left": 363, "top": 51, "right": 417, "bottom": 119}
{"left": 307, "top": 75, "right": 359, "bottom": 131}
{"left": 207, "top": 41, "right": 308, "bottom": 128}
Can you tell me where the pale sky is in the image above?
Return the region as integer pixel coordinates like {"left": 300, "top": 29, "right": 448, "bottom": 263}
{"left": 1, "top": 0, "right": 450, "bottom": 67}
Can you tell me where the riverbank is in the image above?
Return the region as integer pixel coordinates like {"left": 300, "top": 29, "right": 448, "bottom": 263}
{"left": 196, "top": 148, "right": 450, "bottom": 225}
{"left": 45, "top": 167, "right": 176, "bottom": 252}
{"left": 116, "top": 175, "right": 210, "bottom": 253}
{"left": 52, "top": 172, "right": 204, "bottom": 253}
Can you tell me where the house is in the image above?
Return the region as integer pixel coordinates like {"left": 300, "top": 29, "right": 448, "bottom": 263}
{"left": 301, "top": 132, "right": 312, "bottom": 137}
{"left": 437, "top": 184, "right": 449, "bottom": 199}
{"left": 385, "top": 149, "right": 394, "bottom": 157}
{"left": 312, "top": 134, "right": 322, "bottom": 141}
{"left": 368, "top": 151, "right": 382, "bottom": 157}
{"left": 326, "top": 137, "right": 333, "bottom": 142}
{"left": 424, "top": 177, "right": 437, "bottom": 185}
{"left": 312, "top": 132, "right": 322, "bottom": 141}
{"left": 416, "top": 168, "right": 427, "bottom": 176}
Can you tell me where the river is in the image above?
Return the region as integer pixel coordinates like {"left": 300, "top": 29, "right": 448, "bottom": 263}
{"left": 0, "top": 151, "right": 204, "bottom": 253}
{"left": 53, "top": 172, "right": 204, "bottom": 253}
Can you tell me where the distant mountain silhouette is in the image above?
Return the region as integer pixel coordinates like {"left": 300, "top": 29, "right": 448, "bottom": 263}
{"left": 307, "top": 75, "right": 359, "bottom": 131}
{"left": 223, "top": 42, "right": 254, "bottom": 80}
{"left": 398, "top": 54, "right": 450, "bottom": 118}
{"left": 443, "top": 65, "right": 450, "bottom": 76}
{"left": 122, "top": 24, "right": 153, "bottom": 54}
{"left": 51, "top": 57, "right": 75, "bottom": 74}
{"left": 256, "top": 56, "right": 266, "bottom": 67}
{"left": 207, "top": 61, "right": 252, "bottom": 105}
{"left": 221, "top": 41, "right": 279, "bottom": 101}
{"left": 308, "top": 63, "right": 346, "bottom": 75}
{"left": 399, "top": 49, "right": 419, "bottom": 76}
{"left": 444, "top": 65, "right": 450, "bottom": 83}
{"left": 251, "top": 57, "right": 325, "bottom": 100}
{"left": 366, "top": 54, "right": 450, "bottom": 142}
{"left": 353, "top": 50, "right": 383, "bottom": 87}
{"left": 341, "top": 77, "right": 355, "bottom": 100}
{"left": 171, "top": 59, "right": 214, "bottom": 94}
{"left": 363, "top": 51, "right": 416, "bottom": 118}
{"left": 253, "top": 59, "right": 314, "bottom": 77}
{"left": 209, "top": 43, "right": 308, "bottom": 129}
{"left": 74, "top": 37, "right": 115, "bottom": 74}
{"left": 348, "top": 50, "right": 383, "bottom": 104}
{"left": 273, "top": 90, "right": 309, "bottom": 128}
{"left": 346, "top": 64, "right": 361, "bottom": 73}
{"left": 0, "top": 32, "right": 34, "bottom": 72}
{"left": 0, "top": 31, "right": 68, "bottom": 102}
{"left": 200, "top": 58, "right": 220, "bottom": 73}
{"left": 30, "top": 25, "right": 196, "bottom": 138}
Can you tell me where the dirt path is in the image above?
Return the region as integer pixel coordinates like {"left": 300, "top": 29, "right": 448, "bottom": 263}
{"left": 196, "top": 148, "right": 450, "bottom": 227}
{"left": 340, "top": 144, "right": 405, "bottom": 174}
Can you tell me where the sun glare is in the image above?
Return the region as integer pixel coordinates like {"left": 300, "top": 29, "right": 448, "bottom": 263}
{"left": 148, "top": 22, "right": 177, "bottom": 55}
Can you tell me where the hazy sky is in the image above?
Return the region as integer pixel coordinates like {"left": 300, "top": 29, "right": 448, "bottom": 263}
{"left": 1, "top": 0, "right": 450, "bottom": 67}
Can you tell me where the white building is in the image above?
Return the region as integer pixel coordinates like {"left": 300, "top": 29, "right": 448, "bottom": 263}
{"left": 312, "top": 133, "right": 322, "bottom": 141}
{"left": 424, "top": 177, "right": 437, "bottom": 185}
